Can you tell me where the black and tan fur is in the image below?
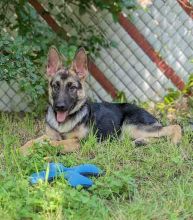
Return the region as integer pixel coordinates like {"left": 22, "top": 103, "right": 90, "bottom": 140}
{"left": 20, "top": 47, "right": 182, "bottom": 155}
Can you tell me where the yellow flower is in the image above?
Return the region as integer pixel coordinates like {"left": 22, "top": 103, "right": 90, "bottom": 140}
{"left": 168, "top": 108, "right": 176, "bottom": 113}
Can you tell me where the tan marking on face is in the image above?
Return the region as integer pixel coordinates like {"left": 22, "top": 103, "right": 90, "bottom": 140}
{"left": 77, "top": 84, "right": 85, "bottom": 99}
{"left": 51, "top": 72, "right": 78, "bottom": 89}
{"left": 48, "top": 85, "right": 54, "bottom": 106}
{"left": 66, "top": 68, "right": 86, "bottom": 98}
{"left": 63, "top": 76, "right": 78, "bottom": 87}
{"left": 68, "top": 67, "right": 76, "bottom": 77}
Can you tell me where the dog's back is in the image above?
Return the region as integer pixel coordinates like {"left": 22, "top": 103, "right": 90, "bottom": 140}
{"left": 89, "top": 102, "right": 162, "bottom": 140}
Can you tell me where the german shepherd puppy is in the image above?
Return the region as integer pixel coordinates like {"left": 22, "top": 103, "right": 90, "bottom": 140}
{"left": 20, "top": 47, "right": 182, "bottom": 155}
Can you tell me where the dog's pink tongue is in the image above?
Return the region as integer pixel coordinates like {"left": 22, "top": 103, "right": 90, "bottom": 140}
{"left": 56, "top": 111, "right": 68, "bottom": 123}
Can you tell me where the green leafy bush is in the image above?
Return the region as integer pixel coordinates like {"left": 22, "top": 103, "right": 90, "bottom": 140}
{"left": 0, "top": 35, "right": 46, "bottom": 108}
{"left": 158, "top": 74, "right": 193, "bottom": 108}
{"left": 0, "top": 31, "right": 78, "bottom": 113}
{"left": 147, "top": 74, "right": 193, "bottom": 124}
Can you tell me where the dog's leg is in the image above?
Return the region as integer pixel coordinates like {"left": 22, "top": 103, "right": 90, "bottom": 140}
{"left": 46, "top": 125, "right": 81, "bottom": 153}
{"left": 126, "top": 124, "right": 182, "bottom": 144}
{"left": 20, "top": 136, "right": 80, "bottom": 155}
{"left": 20, "top": 135, "right": 49, "bottom": 155}
{"left": 49, "top": 138, "right": 80, "bottom": 154}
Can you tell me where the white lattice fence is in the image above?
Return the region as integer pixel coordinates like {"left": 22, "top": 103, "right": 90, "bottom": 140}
{"left": 1, "top": 0, "right": 193, "bottom": 111}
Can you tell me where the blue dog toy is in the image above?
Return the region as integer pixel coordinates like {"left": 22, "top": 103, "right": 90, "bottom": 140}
{"left": 29, "top": 163, "right": 102, "bottom": 188}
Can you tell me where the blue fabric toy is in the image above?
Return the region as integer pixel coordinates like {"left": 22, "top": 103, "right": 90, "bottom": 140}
{"left": 29, "top": 163, "right": 102, "bottom": 188}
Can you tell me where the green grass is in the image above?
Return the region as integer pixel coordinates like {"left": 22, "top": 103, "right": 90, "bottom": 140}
{"left": 0, "top": 113, "right": 193, "bottom": 220}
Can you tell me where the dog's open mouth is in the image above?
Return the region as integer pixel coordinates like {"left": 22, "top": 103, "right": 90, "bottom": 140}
{"left": 56, "top": 111, "right": 68, "bottom": 123}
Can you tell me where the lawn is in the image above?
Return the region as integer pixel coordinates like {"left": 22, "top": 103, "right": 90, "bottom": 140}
{"left": 0, "top": 112, "right": 192, "bottom": 220}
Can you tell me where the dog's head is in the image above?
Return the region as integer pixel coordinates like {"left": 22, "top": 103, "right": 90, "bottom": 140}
{"left": 46, "top": 46, "right": 88, "bottom": 123}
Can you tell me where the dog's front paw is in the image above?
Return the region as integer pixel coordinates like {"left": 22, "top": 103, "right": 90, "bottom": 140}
{"left": 20, "top": 140, "right": 34, "bottom": 156}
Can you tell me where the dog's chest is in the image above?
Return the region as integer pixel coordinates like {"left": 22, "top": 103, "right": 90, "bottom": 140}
{"left": 61, "top": 124, "right": 89, "bottom": 140}
{"left": 46, "top": 104, "right": 89, "bottom": 134}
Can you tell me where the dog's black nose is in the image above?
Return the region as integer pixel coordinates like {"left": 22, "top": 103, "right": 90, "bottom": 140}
{"left": 55, "top": 102, "right": 67, "bottom": 111}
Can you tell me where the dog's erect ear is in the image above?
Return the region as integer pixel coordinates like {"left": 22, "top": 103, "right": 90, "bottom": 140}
{"left": 72, "top": 48, "right": 88, "bottom": 80}
{"left": 47, "top": 46, "right": 62, "bottom": 77}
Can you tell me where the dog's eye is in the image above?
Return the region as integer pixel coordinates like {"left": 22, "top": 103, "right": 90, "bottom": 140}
{"left": 53, "top": 82, "right": 60, "bottom": 90}
{"left": 70, "top": 86, "right": 77, "bottom": 92}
